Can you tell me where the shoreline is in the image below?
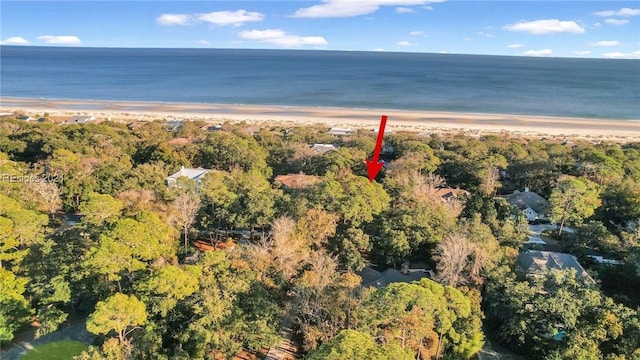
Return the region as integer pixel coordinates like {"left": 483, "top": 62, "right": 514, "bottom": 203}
{"left": 2, "top": 97, "right": 639, "bottom": 141}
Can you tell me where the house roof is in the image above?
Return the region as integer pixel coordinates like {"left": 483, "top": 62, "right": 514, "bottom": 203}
{"left": 431, "top": 188, "right": 469, "bottom": 201}
{"left": 66, "top": 115, "right": 95, "bottom": 123}
{"left": 310, "top": 144, "right": 338, "bottom": 154}
{"left": 274, "top": 173, "right": 320, "bottom": 188}
{"left": 328, "top": 127, "right": 355, "bottom": 135}
{"left": 518, "top": 250, "right": 594, "bottom": 283}
{"left": 505, "top": 190, "right": 549, "bottom": 214}
{"left": 165, "top": 166, "right": 211, "bottom": 182}
{"left": 359, "top": 267, "right": 432, "bottom": 288}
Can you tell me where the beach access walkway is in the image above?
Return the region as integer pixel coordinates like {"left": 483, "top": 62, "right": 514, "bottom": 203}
{"left": 265, "top": 315, "right": 300, "bottom": 360}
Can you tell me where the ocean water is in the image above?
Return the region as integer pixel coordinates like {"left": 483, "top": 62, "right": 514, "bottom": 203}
{"left": 1, "top": 46, "right": 639, "bottom": 119}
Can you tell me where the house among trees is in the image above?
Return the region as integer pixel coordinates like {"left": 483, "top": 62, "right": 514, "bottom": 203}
{"left": 359, "top": 263, "right": 436, "bottom": 288}
{"left": 327, "top": 127, "right": 355, "bottom": 136}
{"left": 202, "top": 124, "right": 223, "bottom": 132}
{"left": 505, "top": 188, "right": 549, "bottom": 222}
{"left": 274, "top": 173, "right": 320, "bottom": 189}
{"left": 16, "top": 115, "right": 36, "bottom": 121}
{"left": 518, "top": 250, "right": 594, "bottom": 284}
{"left": 164, "top": 166, "right": 211, "bottom": 187}
{"left": 310, "top": 143, "right": 338, "bottom": 154}
{"left": 432, "top": 188, "right": 470, "bottom": 203}
{"left": 164, "top": 120, "right": 183, "bottom": 132}
{"left": 64, "top": 115, "right": 96, "bottom": 124}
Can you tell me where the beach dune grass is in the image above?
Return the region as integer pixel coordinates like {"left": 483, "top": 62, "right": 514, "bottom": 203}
{"left": 22, "top": 340, "right": 88, "bottom": 360}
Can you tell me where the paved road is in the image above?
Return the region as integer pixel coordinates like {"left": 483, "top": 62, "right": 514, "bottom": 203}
{"left": 1, "top": 322, "right": 95, "bottom": 360}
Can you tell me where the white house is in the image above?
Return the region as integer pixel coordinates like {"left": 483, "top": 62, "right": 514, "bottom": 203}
{"left": 165, "top": 166, "right": 211, "bottom": 187}
{"left": 65, "top": 115, "right": 95, "bottom": 124}
{"left": 328, "top": 127, "right": 355, "bottom": 136}
{"left": 310, "top": 144, "right": 338, "bottom": 154}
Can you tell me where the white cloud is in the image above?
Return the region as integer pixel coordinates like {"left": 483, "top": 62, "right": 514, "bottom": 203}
{"left": 593, "top": 8, "right": 640, "bottom": 17}
{"left": 462, "top": 37, "right": 472, "bottom": 42}
{"left": 605, "top": 19, "right": 629, "bottom": 25}
{"left": 422, "top": 5, "right": 433, "bottom": 11}
{"left": 409, "top": 31, "right": 425, "bottom": 36}
{"left": 602, "top": 51, "right": 640, "bottom": 59}
{"left": 397, "top": 40, "right": 417, "bottom": 46}
{"left": 197, "top": 40, "right": 210, "bottom": 45}
{"left": 238, "top": 29, "right": 327, "bottom": 47}
{"left": 477, "top": 31, "right": 495, "bottom": 38}
{"left": 594, "top": 22, "right": 602, "bottom": 27}
{"left": 504, "top": 19, "right": 585, "bottom": 35}
{"left": 197, "top": 10, "right": 264, "bottom": 27}
{"left": 292, "top": 0, "right": 446, "bottom": 18}
{"left": 156, "top": 14, "right": 191, "bottom": 26}
{"left": 573, "top": 50, "right": 591, "bottom": 56}
{"left": 507, "top": 43, "right": 524, "bottom": 48}
{"left": 591, "top": 40, "right": 620, "bottom": 47}
{"left": 239, "top": 29, "right": 287, "bottom": 40}
{"left": 395, "top": 7, "right": 414, "bottom": 13}
{"left": 523, "top": 49, "right": 552, "bottom": 56}
{"left": 372, "top": 48, "right": 386, "bottom": 51}
{"left": 0, "top": 36, "right": 30, "bottom": 45}
{"left": 37, "top": 35, "right": 81, "bottom": 45}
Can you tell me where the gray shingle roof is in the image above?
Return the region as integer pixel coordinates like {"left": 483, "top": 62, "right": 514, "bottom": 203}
{"left": 518, "top": 250, "right": 594, "bottom": 283}
{"left": 505, "top": 190, "right": 549, "bottom": 214}
{"left": 359, "top": 267, "right": 432, "bottom": 288}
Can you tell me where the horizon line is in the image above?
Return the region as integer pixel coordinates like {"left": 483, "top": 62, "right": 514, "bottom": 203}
{"left": 1, "top": 44, "right": 634, "bottom": 60}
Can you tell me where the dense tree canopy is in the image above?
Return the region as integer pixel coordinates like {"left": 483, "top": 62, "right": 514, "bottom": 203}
{"left": 1, "top": 118, "right": 639, "bottom": 360}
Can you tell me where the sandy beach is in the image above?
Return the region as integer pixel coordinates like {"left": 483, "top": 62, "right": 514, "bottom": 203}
{"left": 1, "top": 97, "right": 639, "bottom": 141}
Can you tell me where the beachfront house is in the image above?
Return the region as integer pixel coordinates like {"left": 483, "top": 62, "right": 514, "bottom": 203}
{"left": 64, "top": 115, "right": 96, "bottom": 124}
{"left": 164, "top": 120, "right": 183, "bottom": 132}
{"left": 504, "top": 188, "right": 549, "bottom": 222}
{"left": 16, "top": 115, "right": 36, "bottom": 121}
{"left": 201, "top": 124, "right": 223, "bottom": 132}
{"left": 310, "top": 144, "right": 338, "bottom": 154}
{"left": 165, "top": 166, "right": 211, "bottom": 187}
{"left": 518, "top": 250, "right": 594, "bottom": 284}
{"left": 328, "top": 127, "right": 355, "bottom": 136}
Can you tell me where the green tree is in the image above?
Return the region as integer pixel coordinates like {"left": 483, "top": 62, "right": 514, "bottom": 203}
{"left": 85, "top": 212, "right": 176, "bottom": 288}
{"left": 135, "top": 265, "right": 199, "bottom": 316}
{"left": 309, "top": 170, "right": 390, "bottom": 227}
{"left": 87, "top": 293, "right": 147, "bottom": 343}
{"left": 0, "top": 268, "right": 32, "bottom": 341}
{"left": 549, "top": 175, "right": 601, "bottom": 236}
{"left": 48, "top": 149, "right": 98, "bottom": 211}
{"left": 198, "top": 132, "right": 271, "bottom": 177}
{"left": 0, "top": 217, "right": 27, "bottom": 269}
{"left": 80, "top": 192, "right": 124, "bottom": 226}
{"left": 306, "top": 330, "right": 414, "bottom": 360}
{"left": 178, "top": 251, "right": 281, "bottom": 359}
{"left": 356, "top": 279, "right": 484, "bottom": 359}
{"left": 600, "top": 179, "right": 640, "bottom": 226}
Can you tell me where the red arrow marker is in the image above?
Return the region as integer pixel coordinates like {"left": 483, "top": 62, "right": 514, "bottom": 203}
{"left": 365, "top": 115, "right": 388, "bottom": 182}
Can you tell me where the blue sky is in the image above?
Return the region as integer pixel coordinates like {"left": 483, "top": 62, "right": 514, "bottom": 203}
{"left": 1, "top": 1, "right": 639, "bottom": 58}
